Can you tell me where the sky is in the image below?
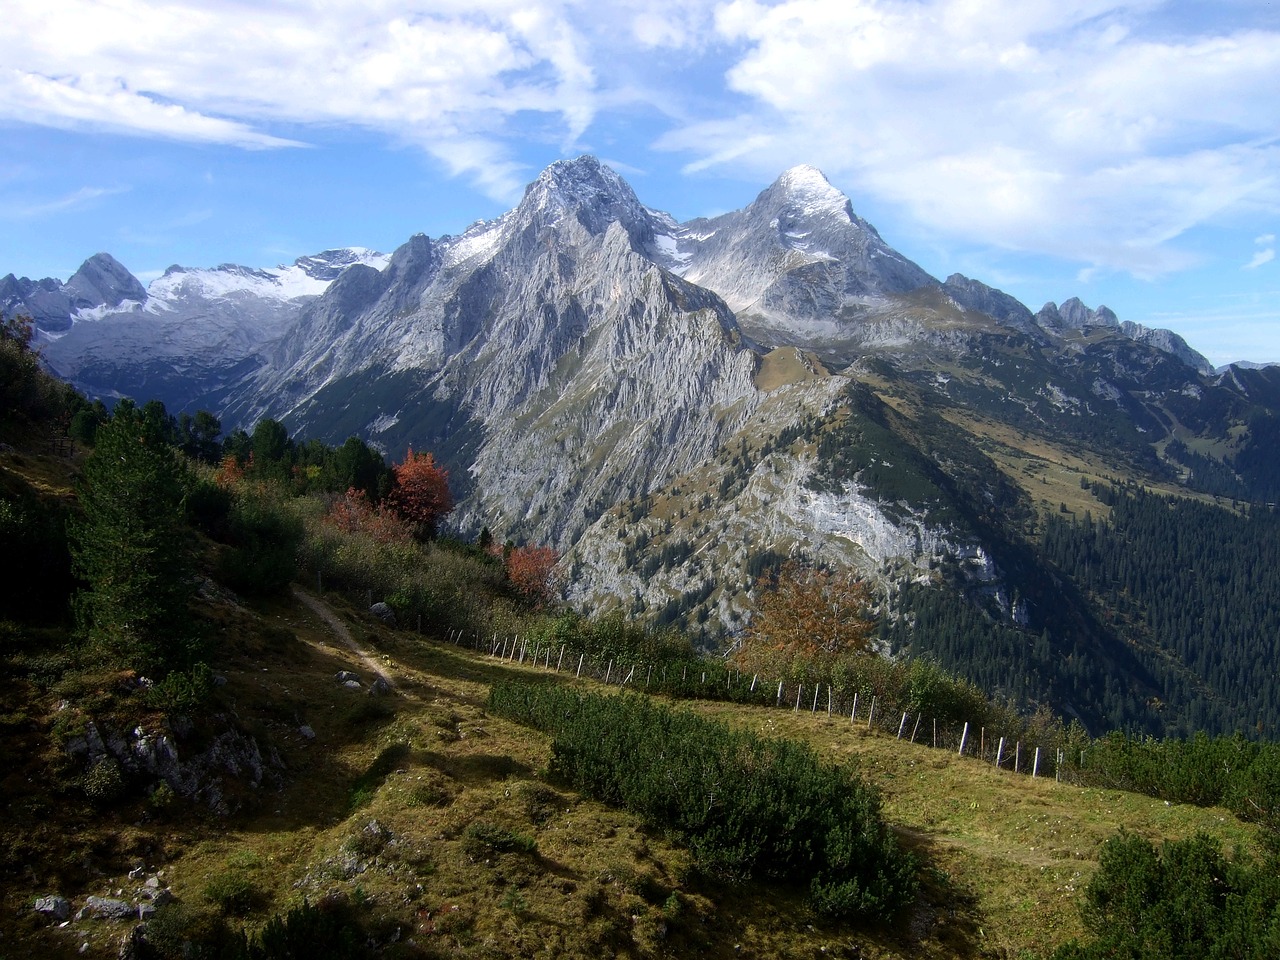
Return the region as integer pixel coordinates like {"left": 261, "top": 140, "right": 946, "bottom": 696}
{"left": 1, "top": 1, "right": 1277, "bottom": 367}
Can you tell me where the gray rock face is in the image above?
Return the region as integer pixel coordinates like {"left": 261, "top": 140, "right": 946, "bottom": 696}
{"left": 942, "top": 274, "right": 1038, "bottom": 334}
{"left": 33, "top": 895, "right": 71, "bottom": 921}
{"left": 1120, "top": 320, "right": 1214, "bottom": 375}
{"left": 82, "top": 896, "right": 134, "bottom": 920}
{"left": 675, "top": 165, "right": 937, "bottom": 344}
{"left": 63, "top": 717, "right": 282, "bottom": 815}
{"left": 63, "top": 253, "right": 148, "bottom": 310}
{"left": 0, "top": 253, "right": 144, "bottom": 334}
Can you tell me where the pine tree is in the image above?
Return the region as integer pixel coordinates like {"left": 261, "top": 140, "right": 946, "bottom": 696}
{"left": 69, "top": 401, "right": 195, "bottom": 675}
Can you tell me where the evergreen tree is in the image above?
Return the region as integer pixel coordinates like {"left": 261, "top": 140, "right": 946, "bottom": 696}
{"left": 69, "top": 401, "right": 196, "bottom": 675}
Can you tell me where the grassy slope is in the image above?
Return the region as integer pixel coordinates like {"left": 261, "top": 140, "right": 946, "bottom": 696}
{"left": 3, "top": 582, "right": 1258, "bottom": 960}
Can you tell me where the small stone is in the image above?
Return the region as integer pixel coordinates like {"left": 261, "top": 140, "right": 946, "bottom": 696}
{"left": 143, "top": 876, "right": 160, "bottom": 890}
{"left": 335, "top": 670, "right": 359, "bottom": 683}
{"left": 343, "top": 680, "right": 362, "bottom": 691}
{"left": 299, "top": 725, "right": 316, "bottom": 740}
{"left": 369, "top": 601, "right": 397, "bottom": 626}
{"left": 369, "top": 677, "right": 392, "bottom": 696}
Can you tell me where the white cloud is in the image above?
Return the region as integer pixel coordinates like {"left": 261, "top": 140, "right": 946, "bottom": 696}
{"left": 3, "top": 184, "right": 130, "bottom": 219}
{"left": 1257, "top": 234, "right": 1276, "bottom": 244}
{"left": 0, "top": 1, "right": 612, "bottom": 202}
{"left": 1244, "top": 249, "right": 1275, "bottom": 270}
{"left": 2, "top": 0, "right": 1276, "bottom": 283}
{"left": 685, "top": 0, "right": 1280, "bottom": 278}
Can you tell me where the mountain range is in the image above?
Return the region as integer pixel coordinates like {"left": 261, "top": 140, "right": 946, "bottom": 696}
{"left": 8, "top": 155, "right": 1280, "bottom": 739}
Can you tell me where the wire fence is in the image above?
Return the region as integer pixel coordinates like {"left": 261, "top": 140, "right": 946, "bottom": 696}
{"left": 437, "top": 626, "right": 1084, "bottom": 784}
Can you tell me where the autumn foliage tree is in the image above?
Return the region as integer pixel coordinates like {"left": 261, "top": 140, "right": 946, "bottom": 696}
{"left": 506, "top": 545, "right": 561, "bottom": 608}
{"left": 385, "top": 448, "right": 453, "bottom": 540}
{"left": 737, "top": 560, "right": 876, "bottom": 677}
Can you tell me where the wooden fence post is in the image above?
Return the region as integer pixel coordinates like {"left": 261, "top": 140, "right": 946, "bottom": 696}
{"left": 958, "top": 721, "right": 969, "bottom": 756}
{"left": 1015, "top": 742, "right": 1021, "bottom": 774}
{"left": 827, "top": 686, "right": 833, "bottom": 717}
{"left": 576, "top": 654, "right": 584, "bottom": 678}
{"left": 811, "top": 685, "right": 819, "bottom": 713}
{"left": 897, "top": 712, "right": 908, "bottom": 739}
{"left": 1033, "top": 747, "right": 1041, "bottom": 779}
{"left": 996, "top": 737, "right": 1005, "bottom": 768}
{"left": 851, "top": 692, "right": 859, "bottom": 723}
{"left": 867, "top": 696, "right": 876, "bottom": 730}
{"left": 750, "top": 674, "right": 758, "bottom": 693}
{"left": 557, "top": 646, "right": 565, "bottom": 672}
{"left": 794, "top": 685, "right": 802, "bottom": 713}
{"left": 777, "top": 681, "right": 784, "bottom": 705}
{"left": 605, "top": 661, "right": 613, "bottom": 684}
{"left": 910, "top": 715, "right": 921, "bottom": 743}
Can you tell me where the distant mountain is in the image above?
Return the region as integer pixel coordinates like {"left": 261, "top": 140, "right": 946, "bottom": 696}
{"left": 5, "top": 248, "right": 387, "bottom": 411}
{"left": 10, "top": 156, "right": 1280, "bottom": 740}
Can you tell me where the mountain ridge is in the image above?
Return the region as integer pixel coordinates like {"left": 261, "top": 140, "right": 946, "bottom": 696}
{"left": 8, "top": 155, "right": 1280, "bottom": 738}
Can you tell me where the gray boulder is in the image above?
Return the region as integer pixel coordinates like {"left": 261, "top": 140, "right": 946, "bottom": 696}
{"left": 33, "top": 895, "right": 70, "bottom": 921}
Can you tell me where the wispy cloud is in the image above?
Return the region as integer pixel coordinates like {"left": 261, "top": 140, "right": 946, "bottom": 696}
{"left": 1244, "top": 248, "right": 1275, "bottom": 270}
{"left": 683, "top": 0, "right": 1280, "bottom": 279}
{"left": 0, "top": 1, "right": 623, "bottom": 203}
{"left": 3, "top": 184, "right": 130, "bottom": 219}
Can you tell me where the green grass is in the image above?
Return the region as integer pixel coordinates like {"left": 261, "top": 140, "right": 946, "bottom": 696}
{"left": 1, "top": 585, "right": 1263, "bottom": 959}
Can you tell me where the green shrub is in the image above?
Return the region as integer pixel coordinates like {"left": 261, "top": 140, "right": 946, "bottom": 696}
{"left": 146, "top": 662, "right": 215, "bottom": 715}
{"left": 83, "top": 757, "right": 126, "bottom": 804}
{"left": 488, "top": 682, "right": 917, "bottom": 920}
{"left": 1052, "top": 831, "right": 1280, "bottom": 960}
{"left": 202, "top": 869, "right": 260, "bottom": 916}
{"left": 217, "top": 491, "right": 304, "bottom": 596}
{"left": 250, "top": 898, "right": 370, "bottom": 960}
{"left": 462, "top": 822, "right": 538, "bottom": 859}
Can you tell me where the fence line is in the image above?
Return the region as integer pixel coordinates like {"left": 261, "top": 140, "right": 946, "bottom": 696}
{"left": 423, "top": 623, "right": 1071, "bottom": 784}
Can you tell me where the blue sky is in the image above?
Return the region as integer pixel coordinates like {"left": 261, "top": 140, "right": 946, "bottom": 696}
{"left": 1, "top": 0, "right": 1277, "bottom": 366}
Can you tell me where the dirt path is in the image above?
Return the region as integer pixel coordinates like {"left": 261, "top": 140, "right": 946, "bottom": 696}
{"left": 292, "top": 586, "right": 406, "bottom": 697}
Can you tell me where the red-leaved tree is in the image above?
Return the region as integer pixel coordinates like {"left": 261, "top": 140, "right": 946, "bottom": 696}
{"left": 506, "top": 545, "right": 561, "bottom": 608}
{"left": 386, "top": 448, "right": 453, "bottom": 539}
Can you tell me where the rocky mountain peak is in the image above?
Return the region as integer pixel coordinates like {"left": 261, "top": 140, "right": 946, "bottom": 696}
{"left": 942, "top": 274, "right": 1037, "bottom": 333}
{"left": 770, "top": 164, "right": 853, "bottom": 220}
{"left": 292, "top": 247, "right": 387, "bottom": 281}
{"left": 1056, "top": 297, "right": 1118, "bottom": 329}
{"left": 63, "top": 253, "right": 147, "bottom": 310}
{"left": 516, "top": 155, "right": 650, "bottom": 241}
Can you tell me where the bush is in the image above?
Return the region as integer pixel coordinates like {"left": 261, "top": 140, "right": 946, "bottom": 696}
{"left": 1052, "top": 831, "right": 1280, "bottom": 960}
{"left": 216, "top": 490, "right": 304, "bottom": 596}
{"left": 202, "top": 869, "right": 261, "bottom": 916}
{"left": 463, "top": 822, "right": 538, "bottom": 859}
{"left": 82, "top": 757, "right": 126, "bottom": 804}
{"left": 250, "top": 898, "right": 370, "bottom": 960}
{"left": 488, "top": 682, "right": 917, "bottom": 920}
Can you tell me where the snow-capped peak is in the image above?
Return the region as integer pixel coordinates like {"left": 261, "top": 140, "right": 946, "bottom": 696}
{"left": 774, "top": 165, "right": 851, "bottom": 219}
{"left": 145, "top": 247, "right": 389, "bottom": 309}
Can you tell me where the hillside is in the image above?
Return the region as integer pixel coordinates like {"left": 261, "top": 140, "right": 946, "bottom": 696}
{"left": 1, "top": 550, "right": 1261, "bottom": 959}
{"left": 2, "top": 378, "right": 1277, "bottom": 959}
